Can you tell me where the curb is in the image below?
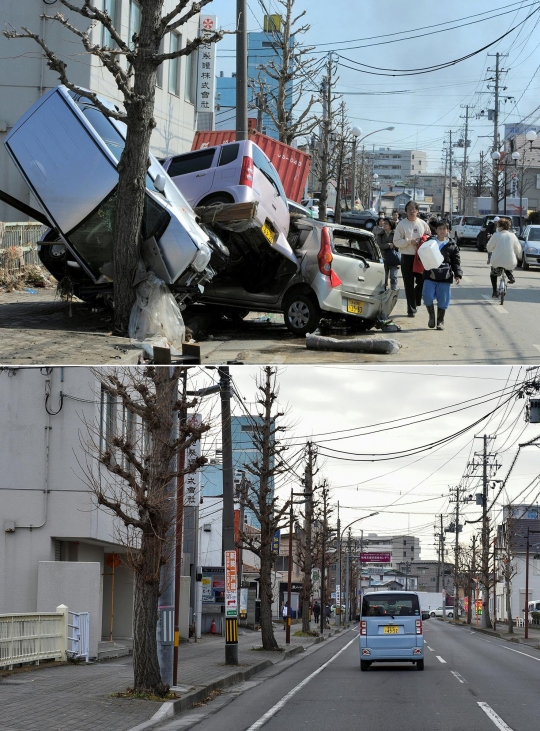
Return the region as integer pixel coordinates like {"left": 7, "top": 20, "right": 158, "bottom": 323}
{"left": 453, "top": 621, "right": 540, "bottom": 648}
{"left": 127, "top": 628, "right": 348, "bottom": 731}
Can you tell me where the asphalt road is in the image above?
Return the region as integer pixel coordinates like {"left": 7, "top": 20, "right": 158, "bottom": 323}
{"left": 157, "top": 621, "right": 540, "bottom": 731}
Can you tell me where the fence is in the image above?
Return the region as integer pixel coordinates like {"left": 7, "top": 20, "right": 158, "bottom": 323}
{"left": 0, "top": 221, "right": 46, "bottom": 275}
{"left": 0, "top": 604, "right": 88, "bottom": 669}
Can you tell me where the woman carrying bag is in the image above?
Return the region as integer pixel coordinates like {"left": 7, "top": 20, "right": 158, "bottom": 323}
{"left": 376, "top": 218, "right": 401, "bottom": 291}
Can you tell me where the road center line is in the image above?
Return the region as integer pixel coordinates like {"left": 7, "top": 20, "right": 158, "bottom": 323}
{"left": 245, "top": 636, "right": 357, "bottom": 731}
{"left": 481, "top": 294, "right": 509, "bottom": 313}
{"left": 477, "top": 702, "right": 514, "bottom": 731}
{"left": 426, "top": 645, "right": 434, "bottom": 652}
{"left": 500, "top": 645, "right": 540, "bottom": 662}
{"left": 436, "top": 655, "right": 447, "bottom": 663}
{"left": 451, "top": 670, "right": 466, "bottom": 683}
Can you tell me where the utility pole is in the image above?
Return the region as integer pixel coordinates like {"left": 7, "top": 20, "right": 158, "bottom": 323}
{"left": 320, "top": 482, "right": 329, "bottom": 634}
{"left": 236, "top": 0, "right": 248, "bottom": 141}
{"left": 318, "top": 52, "right": 333, "bottom": 222}
{"left": 441, "top": 148, "right": 448, "bottom": 215}
{"left": 487, "top": 52, "right": 508, "bottom": 214}
{"left": 440, "top": 514, "right": 446, "bottom": 621}
{"left": 460, "top": 105, "right": 470, "bottom": 213}
{"left": 219, "top": 367, "right": 238, "bottom": 664}
{"left": 448, "top": 130, "right": 454, "bottom": 216}
{"left": 285, "top": 488, "right": 293, "bottom": 645}
{"left": 301, "top": 443, "right": 315, "bottom": 633}
{"left": 335, "top": 501, "right": 341, "bottom": 626}
{"left": 469, "top": 533, "right": 477, "bottom": 625}
{"left": 172, "top": 371, "right": 187, "bottom": 685}
{"left": 436, "top": 518, "right": 441, "bottom": 593}
{"left": 448, "top": 485, "right": 472, "bottom": 621}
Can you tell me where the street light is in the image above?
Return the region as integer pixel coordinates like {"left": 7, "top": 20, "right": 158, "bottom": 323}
{"left": 336, "top": 511, "right": 379, "bottom": 626}
{"left": 350, "top": 126, "right": 394, "bottom": 210}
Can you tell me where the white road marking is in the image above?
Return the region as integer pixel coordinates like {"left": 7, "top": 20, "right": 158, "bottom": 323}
{"left": 481, "top": 294, "right": 509, "bottom": 313}
{"left": 477, "top": 702, "right": 514, "bottom": 731}
{"left": 451, "top": 670, "right": 467, "bottom": 684}
{"left": 426, "top": 645, "right": 434, "bottom": 652}
{"left": 500, "top": 645, "right": 540, "bottom": 662}
{"left": 245, "top": 636, "right": 357, "bottom": 731}
{"left": 533, "top": 344, "right": 540, "bottom": 353}
{"left": 436, "top": 655, "right": 447, "bottom": 663}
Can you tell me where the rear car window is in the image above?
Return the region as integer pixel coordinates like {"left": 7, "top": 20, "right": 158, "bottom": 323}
{"left": 528, "top": 228, "right": 540, "bottom": 240}
{"left": 168, "top": 149, "right": 216, "bottom": 177}
{"left": 332, "top": 231, "right": 376, "bottom": 261}
{"left": 362, "top": 593, "right": 420, "bottom": 617}
{"left": 218, "top": 143, "right": 239, "bottom": 166}
{"left": 472, "top": 217, "right": 483, "bottom": 226}
{"left": 464, "top": 217, "right": 481, "bottom": 225}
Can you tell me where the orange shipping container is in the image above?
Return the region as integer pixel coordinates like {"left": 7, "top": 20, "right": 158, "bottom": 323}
{"left": 192, "top": 130, "right": 311, "bottom": 203}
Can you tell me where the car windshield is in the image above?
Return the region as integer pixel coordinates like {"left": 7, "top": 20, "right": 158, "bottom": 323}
{"left": 362, "top": 593, "right": 420, "bottom": 618}
{"left": 528, "top": 228, "right": 540, "bottom": 240}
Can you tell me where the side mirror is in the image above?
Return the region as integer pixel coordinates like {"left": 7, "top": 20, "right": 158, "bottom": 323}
{"left": 154, "top": 174, "right": 167, "bottom": 193}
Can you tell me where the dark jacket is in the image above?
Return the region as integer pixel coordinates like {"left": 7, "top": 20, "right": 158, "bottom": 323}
{"left": 376, "top": 231, "right": 400, "bottom": 265}
{"left": 422, "top": 237, "right": 462, "bottom": 283}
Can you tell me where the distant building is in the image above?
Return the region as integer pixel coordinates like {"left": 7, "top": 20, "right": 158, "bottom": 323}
{"left": 396, "top": 560, "right": 453, "bottom": 594}
{"left": 365, "top": 148, "right": 427, "bottom": 188}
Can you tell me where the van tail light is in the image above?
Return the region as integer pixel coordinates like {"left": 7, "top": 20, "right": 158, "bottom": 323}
{"left": 416, "top": 619, "right": 422, "bottom": 635}
{"left": 240, "top": 156, "right": 254, "bottom": 187}
{"left": 360, "top": 620, "right": 367, "bottom": 636}
{"left": 318, "top": 227, "right": 342, "bottom": 287}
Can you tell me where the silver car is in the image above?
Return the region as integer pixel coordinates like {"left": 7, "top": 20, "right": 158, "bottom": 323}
{"left": 197, "top": 216, "right": 397, "bottom": 336}
{"left": 4, "top": 85, "right": 223, "bottom": 303}
{"left": 518, "top": 225, "right": 540, "bottom": 270}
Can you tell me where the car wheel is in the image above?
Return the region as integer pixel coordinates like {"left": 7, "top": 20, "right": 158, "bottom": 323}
{"left": 283, "top": 293, "right": 320, "bottom": 336}
{"left": 455, "top": 236, "right": 461, "bottom": 246}
{"left": 430, "top": 612, "right": 436, "bottom": 618}
{"left": 416, "top": 659, "right": 425, "bottom": 671}
{"left": 199, "top": 194, "right": 234, "bottom": 207}
{"left": 448, "top": 612, "right": 453, "bottom": 618}
{"left": 364, "top": 219, "right": 377, "bottom": 230}
{"left": 360, "top": 660, "right": 370, "bottom": 671}
{"left": 523, "top": 258, "right": 530, "bottom": 271}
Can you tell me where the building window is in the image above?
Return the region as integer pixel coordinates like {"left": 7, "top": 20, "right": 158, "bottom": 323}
{"left": 185, "top": 48, "right": 197, "bottom": 104}
{"left": 129, "top": 0, "right": 141, "bottom": 48}
{"left": 168, "top": 32, "right": 181, "bottom": 95}
{"left": 99, "top": 386, "right": 117, "bottom": 457}
{"left": 431, "top": 576, "right": 436, "bottom": 582}
{"left": 101, "top": 0, "right": 117, "bottom": 47}
{"left": 412, "top": 154, "right": 415, "bottom": 159}
{"left": 403, "top": 551, "right": 407, "bottom": 557}
{"left": 403, "top": 539, "right": 407, "bottom": 545}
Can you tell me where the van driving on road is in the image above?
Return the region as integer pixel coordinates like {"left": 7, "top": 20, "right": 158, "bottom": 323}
{"left": 359, "top": 591, "right": 424, "bottom": 671}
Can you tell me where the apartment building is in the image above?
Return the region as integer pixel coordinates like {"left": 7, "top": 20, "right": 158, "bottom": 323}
{"left": 365, "top": 149, "right": 427, "bottom": 187}
{"left": 0, "top": 0, "right": 202, "bottom": 221}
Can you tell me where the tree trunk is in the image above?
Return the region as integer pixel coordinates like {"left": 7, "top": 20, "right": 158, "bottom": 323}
{"left": 506, "top": 578, "right": 513, "bottom": 633}
{"left": 259, "top": 541, "right": 279, "bottom": 650}
{"left": 133, "top": 533, "right": 167, "bottom": 694}
{"left": 113, "top": 1, "right": 163, "bottom": 333}
{"left": 467, "top": 576, "right": 472, "bottom": 625}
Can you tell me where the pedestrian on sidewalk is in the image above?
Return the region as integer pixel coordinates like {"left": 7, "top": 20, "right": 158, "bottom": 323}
{"left": 282, "top": 601, "right": 288, "bottom": 630}
{"left": 422, "top": 220, "right": 462, "bottom": 331}
{"left": 325, "top": 604, "right": 331, "bottom": 628}
{"left": 393, "top": 200, "right": 431, "bottom": 317}
{"left": 372, "top": 215, "right": 386, "bottom": 237}
{"left": 486, "top": 217, "right": 521, "bottom": 298}
{"left": 376, "top": 217, "right": 400, "bottom": 291}
{"left": 313, "top": 601, "right": 321, "bottom": 624}
{"left": 392, "top": 210, "right": 400, "bottom": 224}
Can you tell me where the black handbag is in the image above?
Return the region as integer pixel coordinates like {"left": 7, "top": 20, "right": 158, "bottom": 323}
{"left": 384, "top": 247, "right": 401, "bottom": 266}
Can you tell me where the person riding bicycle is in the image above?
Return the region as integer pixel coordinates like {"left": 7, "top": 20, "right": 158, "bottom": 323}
{"left": 486, "top": 217, "right": 522, "bottom": 298}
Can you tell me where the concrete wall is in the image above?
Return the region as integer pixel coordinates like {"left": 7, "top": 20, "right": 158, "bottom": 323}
{"left": 37, "top": 561, "right": 102, "bottom": 659}
{"left": 0, "top": 0, "right": 200, "bottom": 220}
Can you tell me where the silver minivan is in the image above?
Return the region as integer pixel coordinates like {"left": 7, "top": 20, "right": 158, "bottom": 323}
{"left": 4, "top": 85, "right": 223, "bottom": 303}
{"left": 359, "top": 591, "right": 425, "bottom": 671}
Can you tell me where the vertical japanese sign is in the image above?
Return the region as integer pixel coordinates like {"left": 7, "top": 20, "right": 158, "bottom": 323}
{"left": 225, "top": 550, "right": 238, "bottom": 618}
{"left": 184, "top": 413, "right": 201, "bottom": 507}
{"left": 239, "top": 587, "right": 248, "bottom": 619}
{"left": 196, "top": 15, "right": 217, "bottom": 114}
{"left": 271, "top": 530, "right": 280, "bottom": 554}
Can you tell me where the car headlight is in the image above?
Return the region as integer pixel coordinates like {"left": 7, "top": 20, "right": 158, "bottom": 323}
{"left": 191, "top": 241, "right": 212, "bottom": 272}
{"left": 525, "top": 246, "right": 539, "bottom": 254}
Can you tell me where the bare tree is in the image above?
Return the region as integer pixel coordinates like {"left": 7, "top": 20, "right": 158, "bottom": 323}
{"left": 81, "top": 366, "right": 209, "bottom": 695}
{"left": 499, "top": 506, "right": 520, "bottom": 633}
{"left": 238, "top": 367, "right": 293, "bottom": 651}
{"left": 4, "top": 1, "right": 223, "bottom": 333}
{"left": 254, "top": 0, "right": 319, "bottom": 145}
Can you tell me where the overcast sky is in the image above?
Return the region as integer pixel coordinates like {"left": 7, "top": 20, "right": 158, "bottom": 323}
{"left": 210, "top": 0, "right": 540, "bottom": 173}
{"left": 193, "top": 365, "right": 540, "bottom": 562}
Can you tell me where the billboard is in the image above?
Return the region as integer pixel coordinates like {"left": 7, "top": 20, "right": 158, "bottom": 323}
{"left": 360, "top": 552, "right": 391, "bottom": 563}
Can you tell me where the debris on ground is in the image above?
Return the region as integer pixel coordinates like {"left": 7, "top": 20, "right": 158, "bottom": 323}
{"left": 129, "top": 271, "right": 186, "bottom": 356}
{"left": 306, "top": 332, "right": 401, "bottom": 354}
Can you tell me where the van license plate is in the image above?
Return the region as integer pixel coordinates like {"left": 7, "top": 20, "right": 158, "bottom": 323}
{"left": 347, "top": 299, "right": 364, "bottom": 314}
{"left": 383, "top": 626, "right": 399, "bottom": 634}
{"left": 261, "top": 223, "right": 275, "bottom": 243}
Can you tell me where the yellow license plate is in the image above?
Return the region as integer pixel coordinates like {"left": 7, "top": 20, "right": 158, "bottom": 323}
{"left": 261, "top": 223, "right": 275, "bottom": 243}
{"left": 383, "top": 626, "right": 399, "bottom": 634}
{"left": 347, "top": 299, "right": 364, "bottom": 314}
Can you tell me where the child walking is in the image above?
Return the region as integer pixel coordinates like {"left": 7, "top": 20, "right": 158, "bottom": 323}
{"left": 422, "top": 221, "right": 462, "bottom": 330}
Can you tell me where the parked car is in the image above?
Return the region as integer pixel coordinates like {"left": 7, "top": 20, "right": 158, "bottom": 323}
{"left": 476, "top": 214, "right": 525, "bottom": 251}
{"left": 4, "top": 85, "right": 224, "bottom": 305}
{"left": 160, "top": 141, "right": 297, "bottom": 267}
{"left": 429, "top": 607, "right": 454, "bottom": 618}
{"left": 359, "top": 591, "right": 424, "bottom": 671}
{"left": 288, "top": 199, "right": 315, "bottom": 218}
{"left": 517, "top": 225, "right": 540, "bottom": 270}
{"left": 451, "top": 215, "right": 483, "bottom": 245}
{"left": 339, "top": 208, "right": 379, "bottom": 232}
{"left": 193, "top": 217, "right": 397, "bottom": 336}
{"left": 301, "top": 197, "right": 334, "bottom": 221}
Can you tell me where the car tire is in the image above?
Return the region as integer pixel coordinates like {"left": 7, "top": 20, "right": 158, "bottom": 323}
{"left": 523, "top": 259, "right": 530, "bottom": 271}
{"left": 448, "top": 612, "right": 453, "bottom": 618}
{"left": 364, "top": 219, "right": 377, "bottom": 231}
{"left": 416, "top": 659, "right": 425, "bottom": 671}
{"left": 430, "top": 612, "right": 436, "bottom": 618}
{"left": 360, "top": 660, "right": 370, "bottom": 671}
{"left": 199, "top": 194, "right": 234, "bottom": 207}
{"left": 455, "top": 236, "right": 461, "bottom": 246}
{"left": 283, "top": 292, "right": 320, "bottom": 336}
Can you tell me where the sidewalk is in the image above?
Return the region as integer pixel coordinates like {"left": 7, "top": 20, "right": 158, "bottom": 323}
{"left": 0, "top": 623, "right": 347, "bottom": 731}
{"left": 453, "top": 619, "right": 540, "bottom": 648}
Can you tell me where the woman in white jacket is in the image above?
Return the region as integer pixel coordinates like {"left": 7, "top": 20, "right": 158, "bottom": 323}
{"left": 486, "top": 218, "right": 522, "bottom": 298}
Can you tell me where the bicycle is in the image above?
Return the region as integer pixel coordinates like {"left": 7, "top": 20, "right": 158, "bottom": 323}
{"left": 498, "top": 269, "right": 507, "bottom": 305}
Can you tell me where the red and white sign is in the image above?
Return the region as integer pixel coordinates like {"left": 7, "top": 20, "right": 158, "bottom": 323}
{"left": 359, "top": 552, "right": 391, "bottom": 563}
{"left": 225, "top": 550, "right": 238, "bottom": 618}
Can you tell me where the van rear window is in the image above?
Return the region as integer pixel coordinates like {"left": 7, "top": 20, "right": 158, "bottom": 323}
{"left": 219, "top": 143, "right": 239, "bottom": 166}
{"left": 362, "top": 593, "right": 420, "bottom": 617}
{"left": 168, "top": 149, "right": 216, "bottom": 177}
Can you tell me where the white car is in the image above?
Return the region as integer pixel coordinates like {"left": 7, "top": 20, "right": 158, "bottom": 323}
{"left": 301, "top": 197, "right": 334, "bottom": 220}
{"left": 518, "top": 225, "right": 540, "bottom": 270}
{"left": 452, "top": 215, "right": 484, "bottom": 245}
{"left": 429, "top": 607, "right": 454, "bottom": 618}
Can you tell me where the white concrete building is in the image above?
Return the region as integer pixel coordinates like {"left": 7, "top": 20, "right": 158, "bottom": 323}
{"left": 0, "top": 0, "right": 201, "bottom": 221}
{"left": 366, "top": 148, "right": 427, "bottom": 188}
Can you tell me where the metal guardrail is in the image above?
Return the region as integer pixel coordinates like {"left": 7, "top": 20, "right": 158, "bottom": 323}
{"left": 0, "top": 612, "right": 64, "bottom": 669}
{"left": 68, "top": 611, "right": 90, "bottom": 661}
